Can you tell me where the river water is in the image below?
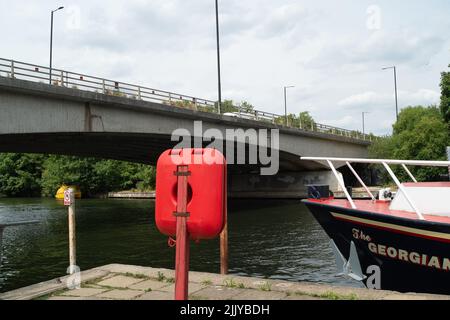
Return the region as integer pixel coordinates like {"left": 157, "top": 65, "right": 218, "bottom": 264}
{"left": 0, "top": 198, "right": 361, "bottom": 293}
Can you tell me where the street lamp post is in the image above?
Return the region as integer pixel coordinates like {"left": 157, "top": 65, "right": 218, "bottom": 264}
{"left": 49, "top": 6, "right": 64, "bottom": 84}
{"left": 284, "top": 85, "right": 294, "bottom": 126}
{"left": 215, "top": 1, "right": 228, "bottom": 275}
{"left": 215, "top": 0, "right": 222, "bottom": 114}
{"left": 362, "top": 111, "right": 370, "bottom": 139}
{"left": 382, "top": 66, "right": 398, "bottom": 120}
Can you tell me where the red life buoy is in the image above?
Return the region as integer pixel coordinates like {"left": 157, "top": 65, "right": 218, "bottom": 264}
{"left": 155, "top": 148, "right": 226, "bottom": 240}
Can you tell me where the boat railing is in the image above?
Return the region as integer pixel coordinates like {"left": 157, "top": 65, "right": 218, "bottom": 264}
{"left": 300, "top": 157, "right": 450, "bottom": 221}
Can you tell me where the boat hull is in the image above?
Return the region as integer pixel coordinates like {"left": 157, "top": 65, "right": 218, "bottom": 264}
{"left": 303, "top": 200, "right": 450, "bottom": 294}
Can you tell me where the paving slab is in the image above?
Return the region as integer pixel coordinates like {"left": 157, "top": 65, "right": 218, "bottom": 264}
{"left": 382, "top": 293, "right": 435, "bottom": 300}
{"left": 284, "top": 294, "right": 323, "bottom": 300}
{"left": 95, "top": 289, "right": 144, "bottom": 300}
{"left": 128, "top": 279, "right": 171, "bottom": 291}
{"left": 60, "top": 288, "right": 108, "bottom": 297}
{"left": 96, "top": 275, "right": 144, "bottom": 288}
{"left": 159, "top": 282, "right": 205, "bottom": 294}
{"left": 231, "top": 289, "right": 287, "bottom": 300}
{"left": 0, "top": 269, "right": 109, "bottom": 300}
{"left": 98, "top": 264, "right": 175, "bottom": 280}
{"left": 190, "top": 286, "right": 243, "bottom": 300}
{"left": 48, "top": 296, "right": 112, "bottom": 300}
{"left": 135, "top": 291, "right": 174, "bottom": 300}
{"left": 47, "top": 296, "right": 89, "bottom": 300}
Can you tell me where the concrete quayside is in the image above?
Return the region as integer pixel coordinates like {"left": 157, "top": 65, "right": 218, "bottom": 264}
{"left": 1, "top": 264, "right": 449, "bottom": 301}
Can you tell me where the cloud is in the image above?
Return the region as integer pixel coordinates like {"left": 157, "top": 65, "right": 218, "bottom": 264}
{"left": 318, "top": 115, "right": 356, "bottom": 128}
{"left": 408, "top": 89, "right": 440, "bottom": 106}
{"left": 337, "top": 89, "right": 440, "bottom": 112}
{"left": 338, "top": 91, "right": 382, "bottom": 108}
{"left": 310, "top": 29, "right": 445, "bottom": 70}
{"left": 253, "top": 3, "right": 308, "bottom": 39}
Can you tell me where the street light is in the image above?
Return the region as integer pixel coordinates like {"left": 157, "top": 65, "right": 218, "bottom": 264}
{"left": 49, "top": 6, "right": 64, "bottom": 84}
{"left": 284, "top": 85, "right": 295, "bottom": 126}
{"left": 382, "top": 66, "right": 398, "bottom": 120}
{"left": 362, "top": 111, "right": 370, "bottom": 138}
{"left": 214, "top": 0, "right": 222, "bottom": 114}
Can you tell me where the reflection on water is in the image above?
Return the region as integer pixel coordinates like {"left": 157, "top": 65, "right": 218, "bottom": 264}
{"left": 0, "top": 198, "right": 361, "bottom": 293}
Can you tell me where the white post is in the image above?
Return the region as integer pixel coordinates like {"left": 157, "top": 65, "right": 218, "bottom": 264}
{"left": 327, "top": 160, "right": 356, "bottom": 209}
{"left": 447, "top": 147, "right": 450, "bottom": 179}
{"left": 382, "top": 162, "right": 424, "bottom": 220}
{"left": 0, "top": 227, "right": 3, "bottom": 265}
{"left": 345, "top": 161, "right": 375, "bottom": 200}
{"left": 10, "top": 60, "right": 14, "bottom": 78}
{"left": 64, "top": 188, "right": 77, "bottom": 274}
{"left": 401, "top": 164, "right": 417, "bottom": 183}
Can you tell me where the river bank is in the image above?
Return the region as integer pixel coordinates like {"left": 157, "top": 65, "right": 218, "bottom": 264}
{"left": 107, "top": 191, "right": 155, "bottom": 199}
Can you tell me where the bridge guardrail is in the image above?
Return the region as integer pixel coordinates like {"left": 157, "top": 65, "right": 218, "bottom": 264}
{"left": 0, "top": 58, "right": 375, "bottom": 142}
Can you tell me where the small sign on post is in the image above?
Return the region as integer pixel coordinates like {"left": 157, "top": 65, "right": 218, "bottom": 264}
{"left": 64, "top": 189, "right": 74, "bottom": 206}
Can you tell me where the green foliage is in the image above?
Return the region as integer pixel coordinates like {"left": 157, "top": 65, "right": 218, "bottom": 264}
{"left": 440, "top": 65, "right": 450, "bottom": 123}
{"left": 219, "top": 100, "right": 239, "bottom": 113}
{"left": 168, "top": 100, "right": 197, "bottom": 110}
{"left": 219, "top": 100, "right": 254, "bottom": 114}
{"left": 41, "top": 156, "right": 156, "bottom": 197}
{"left": 275, "top": 111, "right": 315, "bottom": 129}
{"left": 239, "top": 101, "right": 254, "bottom": 112}
{"left": 105, "top": 89, "right": 127, "bottom": 98}
{"left": 0, "top": 153, "right": 156, "bottom": 198}
{"left": 369, "top": 105, "right": 449, "bottom": 182}
{"left": 0, "top": 153, "right": 44, "bottom": 197}
{"left": 299, "top": 111, "right": 315, "bottom": 128}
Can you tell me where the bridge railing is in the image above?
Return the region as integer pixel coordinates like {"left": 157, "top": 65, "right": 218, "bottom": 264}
{"left": 0, "top": 58, "right": 374, "bottom": 141}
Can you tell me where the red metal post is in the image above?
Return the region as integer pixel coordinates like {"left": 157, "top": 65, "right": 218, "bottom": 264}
{"left": 174, "top": 165, "right": 190, "bottom": 300}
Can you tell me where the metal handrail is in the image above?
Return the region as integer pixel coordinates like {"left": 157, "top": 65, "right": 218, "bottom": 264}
{"left": 0, "top": 57, "right": 375, "bottom": 141}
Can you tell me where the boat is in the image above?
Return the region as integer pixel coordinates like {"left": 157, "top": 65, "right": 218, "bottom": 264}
{"left": 300, "top": 156, "right": 450, "bottom": 295}
{"left": 55, "top": 185, "right": 82, "bottom": 200}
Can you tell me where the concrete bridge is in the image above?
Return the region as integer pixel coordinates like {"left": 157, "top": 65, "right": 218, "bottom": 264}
{"left": 0, "top": 59, "right": 370, "bottom": 197}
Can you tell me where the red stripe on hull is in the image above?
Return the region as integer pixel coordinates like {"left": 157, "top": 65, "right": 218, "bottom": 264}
{"left": 333, "top": 215, "right": 450, "bottom": 244}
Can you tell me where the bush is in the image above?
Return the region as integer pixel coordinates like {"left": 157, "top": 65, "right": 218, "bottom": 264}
{"left": 369, "top": 106, "right": 449, "bottom": 182}
{"left": 0, "top": 153, "right": 44, "bottom": 197}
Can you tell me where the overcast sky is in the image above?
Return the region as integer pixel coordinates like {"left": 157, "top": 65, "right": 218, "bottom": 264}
{"left": 1, "top": 0, "right": 449, "bottom": 135}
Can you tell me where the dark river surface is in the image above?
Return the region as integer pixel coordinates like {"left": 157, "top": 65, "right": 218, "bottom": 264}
{"left": 0, "top": 198, "right": 361, "bottom": 293}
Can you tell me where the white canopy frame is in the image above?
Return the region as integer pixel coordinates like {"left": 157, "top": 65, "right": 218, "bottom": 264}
{"left": 301, "top": 157, "right": 450, "bottom": 220}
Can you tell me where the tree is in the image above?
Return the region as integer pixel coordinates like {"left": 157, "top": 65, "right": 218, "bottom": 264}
{"left": 240, "top": 101, "right": 254, "bottom": 112}
{"left": 299, "top": 111, "right": 315, "bottom": 129}
{"left": 369, "top": 106, "right": 449, "bottom": 182}
{"left": 219, "top": 100, "right": 238, "bottom": 113}
{"left": 0, "top": 153, "right": 44, "bottom": 197}
{"left": 274, "top": 111, "right": 315, "bottom": 128}
{"left": 41, "top": 156, "right": 157, "bottom": 197}
{"left": 440, "top": 64, "right": 450, "bottom": 123}
{"left": 41, "top": 156, "right": 99, "bottom": 197}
